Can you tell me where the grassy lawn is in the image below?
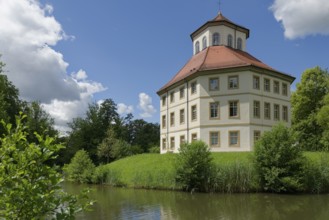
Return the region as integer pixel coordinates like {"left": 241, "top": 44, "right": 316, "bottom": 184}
{"left": 96, "top": 151, "right": 329, "bottom": 192}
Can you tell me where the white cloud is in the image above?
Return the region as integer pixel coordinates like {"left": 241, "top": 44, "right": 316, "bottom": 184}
{"left": 270, "top": 0, "right": 329, "bottom": 39}
{"left": 117, "top": 103, "right": 134, "bottom": 115}
{"left": 0, "top": 0, "right": 106, "bottom": 132}
{"left": 138, "top": 93, "right": 156, "bottom": 118}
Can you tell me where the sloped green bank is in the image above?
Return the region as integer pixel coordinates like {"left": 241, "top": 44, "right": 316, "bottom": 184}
{"left": 92, "top": 152, "right": 329, "bottom": 193}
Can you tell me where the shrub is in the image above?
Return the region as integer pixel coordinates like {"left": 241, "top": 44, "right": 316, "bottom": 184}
{"left": 254, "top": 124, "right": 305, "bottom": 193}
{"left": 148, "top": 145, "right": 160, "bottom": 154}
{"left": 175, "top": 141, "right": 214, "bottom": 192}
{"left": 65, "top": 149, "right": 95, "bottom": 183}
{"left": 111, "top": 140, "right": 142, "bottom": 160}
{"left": 303, "top": 153, "right": 329, "bottom": 193}
{"left": 0, "top": 115, "right": 91, "bottom": 219}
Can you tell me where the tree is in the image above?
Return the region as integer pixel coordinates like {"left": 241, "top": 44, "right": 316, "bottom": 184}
{"left": 0, "top": 115, "right": 91, "bottom": 219}
{"left": 67, "top": 99, "right": 120, "bottom": 164}
{"left": 23, "top": 101, "right": 58, "bottom": 143}
{"left": 97, "top": 128, "right": 117, "bottom": 163}
{"left": 175, "top": 141, "right": 214, "bottom": 192}
{"left": 254, "top": 124, "right": 305, "bottom": 193}
{"left": 64, "top": 150, "right": 95, "bottom": 184}
{"left": 291, "top": 66, "right": 329, "bottom": 151}
{"left": 127, "top": 119, "right": 160, "bottom": 152}
{"left": 0, "top": 62, "right": 22, "bottom": 133}
{"left": 111, "top": 139, "right": 142, "bottom": 160}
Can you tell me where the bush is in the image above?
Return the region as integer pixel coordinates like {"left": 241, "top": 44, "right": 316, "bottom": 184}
{"left": 0, "top": 115, "right": 91, "bottom": 219}
{"left": 65, "top": 149, "right": 95, "bottom": 183}
{"left": 175, "top": 141, "right": 214, "bottom": 192}
{"left": 148, "top": 145, "right": 160, "bottom": 154}
{"left": 254, "top": 124, "right": 305, "bottom": 193}
{"left": 111, "top": 140, "right": 142, "bottom": 160}
{"left": 303, "top": 153, "right": 329, "bottom": 193}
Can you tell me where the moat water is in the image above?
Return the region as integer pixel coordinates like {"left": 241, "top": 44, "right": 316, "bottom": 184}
{"left": 63, "top": 183, "right": 329, "bottom": 220}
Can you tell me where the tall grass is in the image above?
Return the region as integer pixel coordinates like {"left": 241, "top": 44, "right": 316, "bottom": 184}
{"left": 91, "top": 152, "right": 329, "bottom": 193}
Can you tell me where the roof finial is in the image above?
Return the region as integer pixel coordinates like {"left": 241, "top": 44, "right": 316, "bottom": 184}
{"left": 218, "top": 0, "right": 222, "bottom": 14}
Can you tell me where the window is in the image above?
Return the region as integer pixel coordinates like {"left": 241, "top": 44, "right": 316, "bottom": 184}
{"left": 180, "top": 135, "right": 186, "bottom": 145}
{"left": 162, "top": 96, "right": 166, "bottom": 106}
{"left": 162, "top": 138, "right": 167, "bottom": 150}
{"left": 254, "top": 131, "right": 261, "bottom": 143}
{"left": 170, "top": 92, "right": 175, "bottom": 103}
{"left": 191, "top": 133, "right": 197, "bottom": 142}
{"left": 209, "top": 78, "right": 219, "bottom": 91}
{"left": 229, "top": 101, "right": 239, "bottom": 118}
{"left": 227, "top": 34, "right": 233, "bottom": 47}
{"left": 180, "top": 109, "right": 185, "bottom": 124}
{"left": 228, "top": 76, "right": 239, "bottom": 89}
{"left": 170, "top": 137, "right": 175, "bottom": 150}
{"left": 264, "top": 78, "right": 270, "bottom": 92}
{"left": 282, "top": 83, "right": 288, "bottom": 96}
{"left": 253, "top": 101, "right": 260, "bottom": 118}
{"left": 209, "top": 102, "right": 220, "bottom": 119}
{"left": 274, "top": 81, "right": 280, "bottom": 94}
{"left": 237, "top": 38, "right": 242, "bottom": 50}
{"left": 212, "top": 33, "right": 220, "bottom": 46}
{"left": 253, "top": 76, "right": 260, "bottom": 90}
{"left": 274, "top": 104, "right": 280, "bottom": 120}
{"left": 195, "top": 41, "right": 200, "bottom": 54}
{"left": 264, "top": 102, "right": 271, "bottom": 119}
{"left": 191, "top": 81, "right": 197, "bottom": 94}
{"left": 162, "top": 115, "right": 166, "bottom": 128}
{"left": 229, "top": 131, "right": 239, "bottom": 147}
{"left": 282, "top": 106, "right": 288, "bottom": 122}
{"left": 180, "top": 86, "right": 185, "bottom": 99}
{"left": 170, "top": 112, "right": 175, "bottom": 127}
{"left": 191, "top": 105, "right": 197, "bottom": 121}
{"left": 202, "top": 36, "right": 207, "bottom": 50}
{"left": 209, "top": 132, "right": 220, "bottom": 147}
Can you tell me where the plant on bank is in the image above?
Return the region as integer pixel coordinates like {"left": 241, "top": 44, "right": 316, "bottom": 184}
{"left": 175, "top": 141, "right": 214, "bottom": 192}
{"left": 64, "top": 149, "right": 95, "bottom": 184}
{"left": 254, "top": 123, "right": 305, "bottom": 193}
{"left": 0, "top": 115, "right": 92, "bottom": 219}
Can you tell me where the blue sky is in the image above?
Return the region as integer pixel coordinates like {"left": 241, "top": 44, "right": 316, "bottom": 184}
{"left": 0, "top": 0, "right": 328, "bottom": 132}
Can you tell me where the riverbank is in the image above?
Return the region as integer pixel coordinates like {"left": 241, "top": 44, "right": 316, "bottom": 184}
{"left": 91, "top": 152, "right": 329, "bottom": 193}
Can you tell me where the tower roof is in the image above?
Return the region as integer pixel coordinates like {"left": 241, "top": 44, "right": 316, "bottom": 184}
{"left": 157, "top": 46, "right": 295, "bottom": 95}
{"left": 190, "top": 12, "right": 250, "bottom": 39}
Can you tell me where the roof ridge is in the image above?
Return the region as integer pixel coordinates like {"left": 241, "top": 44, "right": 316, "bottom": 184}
{"left": 199, "top": 47, "right": 211, "bottom": 70}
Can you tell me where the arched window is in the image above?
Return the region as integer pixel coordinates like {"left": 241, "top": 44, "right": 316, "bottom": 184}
{"left": 202, "top": 36, "right": 207, "bottom": 50}
{"left": 237, "top": 38, "right": 243, "bottom": 50}
{"left": 212, "top": 33, "right": 220, "bottom": 46}
{"left": 195, "top": 41, "right": 200, "bottom": 54}
{"left": 227, "top": 34, "right": 233, "bottom": 47}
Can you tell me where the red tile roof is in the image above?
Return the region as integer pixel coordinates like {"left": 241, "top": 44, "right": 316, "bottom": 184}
{"left": 157, "top": 46, "right": 295, "bottom": 94}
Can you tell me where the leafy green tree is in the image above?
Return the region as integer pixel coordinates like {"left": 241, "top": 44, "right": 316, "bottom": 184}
{"left": 111, "top": 139, "right": 142, "bottom": 160}
{"left": 0, "top": 115, "right": 90, "bottom": 219}
{"left": 291, "top": 66, "right": 329, "bottom": 151}
{"left": 97, "top": 128, "right": 117, "bottom": 163}
{"left": 127, "top": 119, "right": 160, "bottom": 152}
{"left": 64, "top": 150, "right": 95, "bottom": 184}
{"left": 68, "top": 99, "right": 119, "bottom": 164}
{"left": 0, "top": 62, "right": 22, "bottom": 133}
{"left": 254, "top": 124, "right": 305, "bottom": 193}
{"left": 175, "top": 141, "right": 214, "bottom": 192}
{"left": 23, "top": 101, "right": 58, "bottom": 143}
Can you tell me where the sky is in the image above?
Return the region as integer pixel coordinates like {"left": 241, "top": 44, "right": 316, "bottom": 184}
{"left": 0, "top": 0, "right": 328, "bottom": 133}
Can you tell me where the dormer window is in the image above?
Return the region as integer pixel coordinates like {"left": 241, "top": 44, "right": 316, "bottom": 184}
{"left": 212, "top": 33, "right": 220, "bottom": 46}
{"left": 227, "top": 34, "right": 233, "bottom": 47}
{"left": 202, "top": 36, "right": 207, "bottom": 50}
{"left": 237, "top": 38, "right": 242, "bottom": 50}
{"left": 195, "top": 41, "right": 200, "bottom": 54}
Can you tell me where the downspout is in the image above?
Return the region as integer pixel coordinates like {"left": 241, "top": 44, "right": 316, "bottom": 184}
{"left": 166, "top": 91, "right": 169, "bottom": 151}
{"left": 186, "top": 80, "right": 190, "bottom": 143}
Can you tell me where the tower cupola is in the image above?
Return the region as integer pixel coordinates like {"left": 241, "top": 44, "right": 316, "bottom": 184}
{"left": 191, "top": 12, "right": 250, "bottom": 54}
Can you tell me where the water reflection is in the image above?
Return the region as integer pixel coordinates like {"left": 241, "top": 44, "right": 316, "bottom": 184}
{"left": 63, "top": 183, "right": 329, "bottom": 220}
